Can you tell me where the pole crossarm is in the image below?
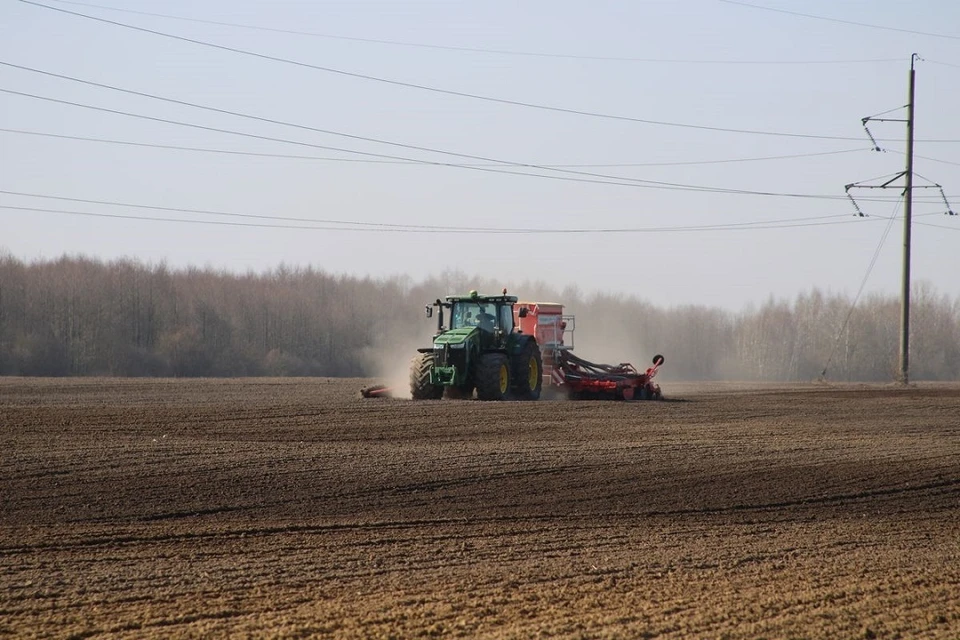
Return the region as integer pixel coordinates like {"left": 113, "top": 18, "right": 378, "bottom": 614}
{"left": 861, "top": 106, "right": 908, "bottom": 151}
{"left": 849, "top": 183, "right": 940, "bottom": 189}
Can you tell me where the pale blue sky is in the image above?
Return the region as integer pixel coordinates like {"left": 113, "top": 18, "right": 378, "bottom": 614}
{"left": 2, "top": 0, "right": 959, "bottom": 309}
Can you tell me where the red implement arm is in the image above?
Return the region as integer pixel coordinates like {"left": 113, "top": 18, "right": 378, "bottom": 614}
{"left": 554, "top": 352, "right": 664, "bottom": 400}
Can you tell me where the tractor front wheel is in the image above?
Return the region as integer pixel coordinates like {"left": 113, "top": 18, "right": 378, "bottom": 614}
{"left": 475, "top": 353, "right": 510, "bottom": 401}
{"left": 409, "top": 353, "right": 444, "bottom": 400}
{"left": 511, "top": 341, "right": 543, "bottom": 400}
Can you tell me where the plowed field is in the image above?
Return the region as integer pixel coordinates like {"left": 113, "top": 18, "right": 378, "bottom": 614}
{"left": 1, "top": 378, "right": 958, "bottom": 639}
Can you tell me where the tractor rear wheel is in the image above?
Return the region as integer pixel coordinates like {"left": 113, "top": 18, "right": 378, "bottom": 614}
{"left": 409, "top": 353, "right": 444, "bottom": 400}
{"left": 475, "top": 353, "right": 510, "bottom": 401}
{"left": 511, "top": 341, "right": 543, "bottom": 400}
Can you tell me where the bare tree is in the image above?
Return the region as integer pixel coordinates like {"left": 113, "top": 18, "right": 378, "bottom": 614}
{"left": 1, "top": 255, "right": 958, "bottom": 381}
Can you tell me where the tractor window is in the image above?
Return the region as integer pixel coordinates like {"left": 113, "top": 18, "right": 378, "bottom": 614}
{"left": 499, "top": 304, "right": 514, "bottom": 333}
{"left": 451, "top": 302, "right": 497, "bottom": 331}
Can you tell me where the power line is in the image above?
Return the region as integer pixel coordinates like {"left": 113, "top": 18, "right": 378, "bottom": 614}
{"left": 0, "top": 188, "right": 857, "bottom": 231}
{"left": 41, "top": 0, "right": 903, "bottom": 65}
{"left": 5, "top": 189, "right": 943, "bottom": 233}
{"left": 8, "top": 59, "right": 879, "bottom": 188}
{"left": 927, "top": 59, "right": 960, "bottom": 70}
{"left": 1, "top": 86, "right": 894, "bottom": 200}
{"left": 1, "top": 204, "right": 445, "bottom": 233}
{"left": 917, "top": 154, "right": 960, "bottom": 168}
{"left": 0, "top": 202, "right": 883, "bottom": 234}
{"left": 0, "top": 87, "right": 693, "bottom": 193}
{"left": 4, "top": 127, "right": 939, "bottom": 206}
{"left": 888, "top": 148, "right": 960, "bottom": 169}
{"left": 0, "top": 189, "right": 528, "bottom": 232}
{"left": 3, "top": 64, "right": 949, "bottom": 201}
{"left": 0, "top": 127, "right": 869, "bottom": 168}
{"left": 10, "top": 125, "right": 936, "bottom": 202}
{"left": 916, "top": 220, "right": 960, "bottom": 232}
{"left": 3, "top": 59, "right": 608, "bottom": 174}
{"left": 718, "top": 0, "right": 960, "bottom": 42}
{"left": 15, "top": 0, "right": 902, "bottom": 142}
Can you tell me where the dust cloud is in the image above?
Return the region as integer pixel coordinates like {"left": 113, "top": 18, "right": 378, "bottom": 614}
{"left": 563, "top": 305, "right": 656, "bottom": 373}
{"left": 569, "top": 323, "right": 652, "bottom": 371}
{"left": 361, "top": 321, "right": 436, "bottom": 400}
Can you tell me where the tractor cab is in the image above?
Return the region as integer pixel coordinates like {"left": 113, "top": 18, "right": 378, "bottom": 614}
{"left": 427, "top": 290, "right": 518, "bottom": 350}
{"left": 449, "top": 298, "right": 514, "bottom": 347}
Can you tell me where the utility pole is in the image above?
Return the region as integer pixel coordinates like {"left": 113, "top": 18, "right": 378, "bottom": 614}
{"left": 898, "top": 55, "right": 917, "bottom": 385}
{"left": 844, "top": 54, "right": 956, "bottom": 384}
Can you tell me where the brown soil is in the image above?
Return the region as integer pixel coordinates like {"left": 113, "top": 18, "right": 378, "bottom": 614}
{"left": 1, "top": 378, "right": 958, "bottom": 639}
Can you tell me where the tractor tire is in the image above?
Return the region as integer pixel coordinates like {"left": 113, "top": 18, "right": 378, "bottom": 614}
{"left": 475, "top": 353, "right": 511, "bottom": 401}
{"left": 511, "top": 341, "right": 543, "bottom": 400}
{"left": 409, "top": 353, "right": 444, "bottom": 400}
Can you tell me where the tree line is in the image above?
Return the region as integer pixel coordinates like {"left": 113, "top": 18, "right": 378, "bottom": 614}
{"left": 1, "top": 254, "right": 958, "bottom": 381}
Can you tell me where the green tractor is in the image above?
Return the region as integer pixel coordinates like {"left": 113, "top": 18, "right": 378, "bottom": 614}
{"left": 410, "top": 290, "right": 543, "bottom": 401}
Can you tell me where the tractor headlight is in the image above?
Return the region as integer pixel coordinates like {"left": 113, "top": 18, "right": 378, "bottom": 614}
{"left": 448, "top": 343, "right": 465, "bottom": 349}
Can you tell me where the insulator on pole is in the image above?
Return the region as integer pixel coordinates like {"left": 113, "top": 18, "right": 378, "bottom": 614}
{"left": 938, "top": 187, "right": 956, "bottom": 215}
{"left": 845, "top": 191, "right": 867, "bottom": 217}
{"left": 862, "top": 123, "right": 883, "bottom": 152}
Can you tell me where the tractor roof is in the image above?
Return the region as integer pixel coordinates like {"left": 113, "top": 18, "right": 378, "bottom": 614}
{"left": 444, "top": 291, "right": 518, "bottom": 304}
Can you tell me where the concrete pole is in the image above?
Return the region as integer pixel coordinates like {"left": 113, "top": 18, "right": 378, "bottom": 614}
{"left": 899, "top": 55, "right": 917, "bottom": 384}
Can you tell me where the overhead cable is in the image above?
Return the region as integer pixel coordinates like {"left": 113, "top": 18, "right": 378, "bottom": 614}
{"left": 15, "top": 0, "right": 912, "bottom": 142}
{"left": 40, "top": 0, "right": 903, "bottom": 65}
{"left": 718, "top": 0, "right": 960, "bottom": 41}
{"left": 0, "top": 86, "right": 892, "bottom": 200}
{"left": 0, "top": 87, "right": 699, "bottom": 193}
{"left": 3, "top": 189, "right": 945, "bottom": 233}
{"left": 0, "top": 61, "right": 886, "bottom": 193}
{"left": 916, "top": 221, "right": 960, "bottom": 231}
{"left": 16, "top": 60, "right": 865, "bottom": 185}
{"left": 3, "top": 188, "right": 877, "bottom": 232}
{"left": 887, "top": 148, "right": 960, "bottom": 169}
{"left": 926, "top": 59, "right": 960, "bottom": 70}
{"left": 0, "top": 203, "right": 885, "bottom": 234}
{"left": 0, "top": 127, "right": 868, "bottom": 168}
